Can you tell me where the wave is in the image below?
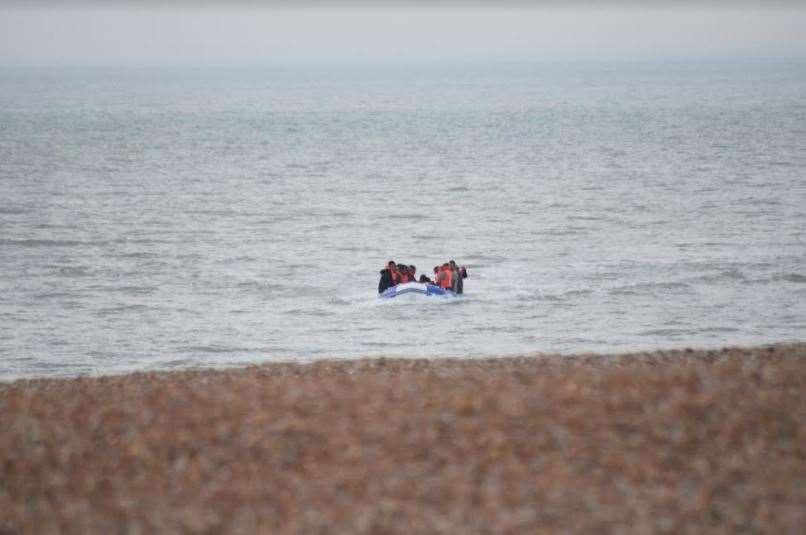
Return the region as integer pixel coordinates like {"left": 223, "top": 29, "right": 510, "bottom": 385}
{"left": 115, "top": 251, "right": 159, "bottom": 259}
{"left": 216, "top": 255, "right": 258, "bottom": 264}
{"left": 477, "top": 325, "right": 522, "bottom": 334}
{"left": 32, "top": 291, "right": 77, "bottom": 299}
{"left": 360, "top": 341, "right": 412, "bottom": 348}
{"left": 110, "top": 285, "right": 157, "bottom": 295}
{"left": 182, "top": 345, "right": 277, "bottom": 355}
{"left": 776, "top": 273, "right": 806, "bottom": 283}
{"left": 567, "top": 215, "right": 610, "bottom": 222}
{"left": 335, "top": 245, "right": 369, "bottom": 253}
{"left": 96, "top": 304, "right": 151, "bottom": 315}
{"left": 284, "top": 307, "right": 332, "bottom": 317}
{"left": 30, "top": 361, "right": 81, "bottom": 371}
{"left": 563, "top": 337, "right": 613, "bottom": 345}
{"left": 683, "top": 268, "right": 747, "bottom": 284}
{"left": 184, "top": 345, "right": 237, "bottom": 354}
{"left": 522, "top": 288, "right": 593, "bottom": 302}
{"left": 462, "top": 254, "right": 505, "bottom": 263}
{"left": 235, "top": 280, "right": 268, "bottom": 289}
{"left": 637, "top": 328, "right": 691, "bottom": 337}
{"left": 49, "top": 265, "right": 93, "bottom": 277}
{"left": 183, "top": 209, "right": 243, "bottom": 217}
{"left": 327, "top": 296, "right": 354, "bottom": 306}
{"left": 410, "top": 234, "right": 437, "bottom": 241}
{"left": 273, "top": 286, "right": 322, "bottom": 299}
{"left": 0, "top": 238, "right": 106, "bottom": 248}
{"left": 697, "top": 326, "right": 740, "bottom": 334}
{"left": 112, "top": 238, "right": 174, "bottom": 245}
{"left": 736, "top": 197, "right": 782, "bottom": 206}
{"left": 544, "top": 226, "right": 593, "bottom": 236}
{"left": 713, "top": 268, "right": 747, "bottom": 281}
{"left": 609, "top": 281, "right": 692, "bottom": 296}
{"left": 0, "top": 206, "right": 30, "bottom": 215}
{"left": 386, "top": 214, "right": 430, "bottom": 222}
{"left": 159, "top": 358, "right": 195, "bottom": 367}
{"left": 327, "top": 210, "right": 353, "bottom": 219}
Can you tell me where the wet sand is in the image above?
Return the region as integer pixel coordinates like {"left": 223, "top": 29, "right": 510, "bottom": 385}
{"left": 2, "top": 344, "right": 805, "bottom": 533}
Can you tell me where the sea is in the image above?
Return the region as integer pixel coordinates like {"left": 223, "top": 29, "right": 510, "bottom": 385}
{"left": 1, "top": 60, "right": 805, "bottom": 380}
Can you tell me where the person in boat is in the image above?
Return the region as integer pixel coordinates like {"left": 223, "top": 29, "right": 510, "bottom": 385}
{"left": 409, "top": 265, "right": 417, "bottom": 281}
{"left": 459, "top": 266, "right": 468, "bottom": 293}
{"left": 419, "top": 274, "right": 432, "bottom": 283}
{"left": 449, "top": 260, "right": 468, "bottom": 294}
{"left": 407, "top": 266, "right": 416, "bottom": 283}
{"left": 378, "top": 261, "right": 398, "bottom": 294}
{"left": 397, "top": 265, "right": 409, "bottom": 284}
{"left": 436, "top": 263, "right": 452, "bottom": 290}
{"left": 449, "top": 261, "right": 459, "bottom": 293}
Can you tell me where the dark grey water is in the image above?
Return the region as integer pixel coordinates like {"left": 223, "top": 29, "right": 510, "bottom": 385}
{"left": 1, "top": 61, "right": 805, "bottom": 379}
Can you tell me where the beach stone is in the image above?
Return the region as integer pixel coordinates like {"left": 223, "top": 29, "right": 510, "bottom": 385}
{"left": 1, "top": 343, "right": 805, "bottom": 533}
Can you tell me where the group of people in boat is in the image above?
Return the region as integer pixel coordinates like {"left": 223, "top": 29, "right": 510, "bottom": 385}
{"left": 378, "top": 260, "right": 468, "bottom": 295}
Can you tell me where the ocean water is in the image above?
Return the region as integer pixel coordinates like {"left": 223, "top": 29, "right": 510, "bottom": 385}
{"left": 1, "top": 61, "right": 805, "bottom": 379}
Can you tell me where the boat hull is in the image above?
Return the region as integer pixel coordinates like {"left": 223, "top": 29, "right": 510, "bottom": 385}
{"left": 380, "top": 282, "right": 454, "bottom": 298}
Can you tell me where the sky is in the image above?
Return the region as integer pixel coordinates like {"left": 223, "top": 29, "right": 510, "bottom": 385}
{"left": 1, "top": 4, "right": 806, "bottom": 65}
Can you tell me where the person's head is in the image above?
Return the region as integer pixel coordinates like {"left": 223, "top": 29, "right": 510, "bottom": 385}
{"left": 433, "top": 266, "right": 439, "bottom": 274}
{"left": 449, "top": 260, "right": 456, "bottom": 269}
{"left": 442, "top": 263, "right": 450, "bottom": 270}
{"left": 399, "top": 265, "right": 408, "bottom": 274}
{"left": 419, "top": 274, "right": 429, "bottom": 283}
{"left": 409, "top": 265, "right": 416, "bottom": 275}
{"left": 387, "top": 260, "right": 396, "bottom": 270}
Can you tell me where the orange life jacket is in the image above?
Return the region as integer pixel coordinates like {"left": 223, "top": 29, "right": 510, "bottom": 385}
{"left": 439, "top": 267, "right": 452, "bottom": 289}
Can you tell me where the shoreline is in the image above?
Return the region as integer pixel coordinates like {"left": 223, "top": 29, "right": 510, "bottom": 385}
{"left": 5, "top": 338, "right": 803, "bottom": 384}
{"left": 2, "top": 343, "right": 804, "bottom": 532}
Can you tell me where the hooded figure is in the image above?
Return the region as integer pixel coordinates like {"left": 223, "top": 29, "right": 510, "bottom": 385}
{"left": 449, "top": 260, "right": 468, "bottom": 294}
{"left": 378, "top": 261, "right": 397, "bottom": 294}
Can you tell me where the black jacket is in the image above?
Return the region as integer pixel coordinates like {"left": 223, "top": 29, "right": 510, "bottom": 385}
{"left": 378, "top": 268, "right": 394, "bottom": 294}
{"left": 456, "top": 267, "right": 468, "bottom": 294}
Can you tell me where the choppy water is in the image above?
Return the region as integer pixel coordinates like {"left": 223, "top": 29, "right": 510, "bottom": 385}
{"left": 1, "top": 61, "right": 805, "bottom": 379}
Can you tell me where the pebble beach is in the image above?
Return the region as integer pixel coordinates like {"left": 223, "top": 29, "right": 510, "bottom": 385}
{"left": 1, "top": 343, "right": 804, "bottom": 533}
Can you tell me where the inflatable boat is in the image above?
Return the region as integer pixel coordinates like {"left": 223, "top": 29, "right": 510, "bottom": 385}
{"left": 380, "top": 282, "right": 455, "bottom": 299}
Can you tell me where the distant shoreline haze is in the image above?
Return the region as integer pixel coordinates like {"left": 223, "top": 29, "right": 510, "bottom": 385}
{"left": 1, "top": 6, "right": 806, "bottom": 65}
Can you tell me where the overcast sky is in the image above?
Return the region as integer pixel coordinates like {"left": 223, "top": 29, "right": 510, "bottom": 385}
{"left": 1, "top": 5, "right": 805, "bottom": 65}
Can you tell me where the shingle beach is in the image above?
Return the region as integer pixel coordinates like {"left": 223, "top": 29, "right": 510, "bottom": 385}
{"left": 2, "top": 344, "right": 805, "bottom": 533}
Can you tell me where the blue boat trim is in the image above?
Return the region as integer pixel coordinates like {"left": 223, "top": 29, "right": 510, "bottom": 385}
{"left": 380, "top": 282, "right": 455, "bottom": 298}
